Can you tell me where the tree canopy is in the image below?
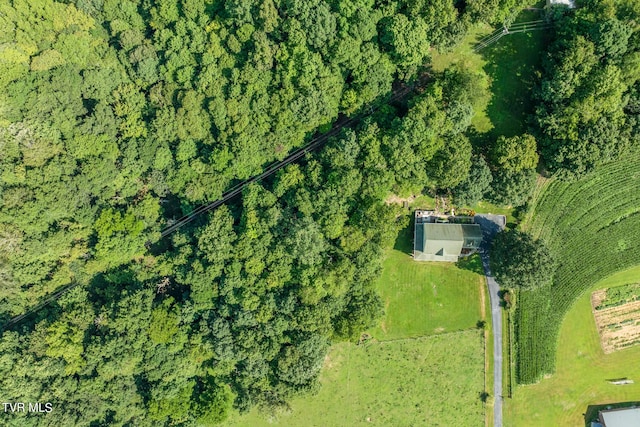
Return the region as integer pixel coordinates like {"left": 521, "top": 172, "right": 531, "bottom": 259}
{"left": 490, "top": 230, "right": 556, "bottom": 290}
{"left": 534, "top": 1, "right": 640, "bottom": 177}
{"left": 491, "top": 134, "right": 539, "bottom": 173}
{"left": 0, "top": 0, "right": 546, "bottom": 424}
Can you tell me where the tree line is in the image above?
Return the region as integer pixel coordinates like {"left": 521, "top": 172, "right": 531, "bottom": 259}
{"left": 0, "top": 0, "right": 524, "bottom": 425}
{"left": 8, "top": 0, "right": 639, "bottom": 423}
{"left": 535, "top": 0, "right": 640, "bottom": 178}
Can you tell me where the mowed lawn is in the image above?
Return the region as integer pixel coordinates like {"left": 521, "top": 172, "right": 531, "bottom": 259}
{"left": 431, "top": 4, "right": 548, "bottom": 138}
{"left": 480, "top": 8, "right": 549, "bottom": 138}
{"left": 224, "top": 330, "right": 485, "bottom": 427}
{"left": 223, "top": 219, "right": 488, "bottom": 427}
{"left": 431, "top": 23, "right": 494, "bottom": 132}
{"left": 505, "top": 266, "right": 640, "bottom": 426}
{"left": 368, "top": 224, "right": 485, "bottom": 340}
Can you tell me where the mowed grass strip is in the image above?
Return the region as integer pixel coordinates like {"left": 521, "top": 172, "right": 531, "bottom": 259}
{"left": 369, "top": 224, "right": 484, "bottom": 340}
{"left": 225, "top": 330, "right": 485, "bottom": 427}
{"left": 505, "top": 266, "right": 640, "bottom": 426}
{"left": 431, "top": 23, "right": 494, "bottom": 132}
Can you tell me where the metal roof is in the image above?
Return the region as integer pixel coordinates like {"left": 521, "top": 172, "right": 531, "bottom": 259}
{"left": 600, "top": 407, "right": 640, "bottom": 427}
{"left": 414, "top": 223, "right": 482, "bottom": 262}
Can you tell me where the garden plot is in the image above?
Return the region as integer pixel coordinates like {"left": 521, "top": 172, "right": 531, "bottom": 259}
{"left": 591, "top": 284, "right": 640, "bottom": 354}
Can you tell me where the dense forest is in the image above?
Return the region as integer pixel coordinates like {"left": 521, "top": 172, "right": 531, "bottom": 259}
{"left": 535, "top": 0, "right": 640, "bottom": 177}
{"left": 0, "top": 0, "right": 522, "bottom": 424}
{"left": 1, "top": 0, "right": 639, "bottom": 424}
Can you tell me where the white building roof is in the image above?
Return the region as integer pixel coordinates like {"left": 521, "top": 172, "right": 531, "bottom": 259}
{"left": 548, "top": 0, "right": 576, "bottom": 8}
{"left": 601, "top": 407, "right": 640, "bottom": 427}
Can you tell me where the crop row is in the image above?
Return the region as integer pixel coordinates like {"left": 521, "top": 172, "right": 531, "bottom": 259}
{"left": 513, "top": 149, "right": 640, "bottom": 384}
{"left": 527, "top": 157, "right": 640, "bottom": 237}
{"left": 596, "top": 283, "right": 640, "bottom": 309}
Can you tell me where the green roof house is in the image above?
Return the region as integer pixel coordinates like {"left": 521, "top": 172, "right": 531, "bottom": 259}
{"left": 413, "top": 215, "right": 483, "bottom": 262}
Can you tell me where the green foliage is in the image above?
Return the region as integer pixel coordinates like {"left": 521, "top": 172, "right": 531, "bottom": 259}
{"left": 596, "top": 282, "right": 640, "bottom": 310}
{"left": 507, "top": 267, "right": 640, "bottom": 425}
{"left": 426, "top": 133, "right": 472, "bottom": 189}
{"left": 276, "top": 333, "right": 328, "bottom": 387}
{"left": 148, "top": 297, "right": 180, "bottom": 344}
{"left": 192, "top": 377, "right": 235, "bottom": 426}
{"left": 514, "top": 149, "right": 640, "bottom": 383}
{"left": 490, "top": 230, "right": 556, "bottom": 290}
{"left": 384, "top": 77, "right": 476, "bottom": 194}
{"left": 93, "top": 207, "right": 152, "bottom": 268}
{"left": 452, "top": 155, "right": 493, "bottom": 206}
{"left": 225, "top": 331, "right": 485, "bottom": 427}
{"left": 464, "top": 0, "right": 520, "bottom": 24}
{"left": 398, "top": 0, "right": 462, "bottom": 50}
{"left": 488, "top": 168, "right": 537, "bottom": 207}
{"left": 0, "top": 0, "right": 541, "bottom": 423}
{"left": 380, "top": 14, "right": 430, "bottom": 73}
{"left": 491, "top": 134, "right": 539, "bottom": 172}
{"left": 535, "top": 4, "right": 640, "bottom": 177}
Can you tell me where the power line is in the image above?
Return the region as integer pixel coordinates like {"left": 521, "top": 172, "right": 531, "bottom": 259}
{"left": 2, "top": 83, "right": 419, "bottom": 330}
{"left": 1, "top": 20, "right": 551, "bottom": 330}
{"left": 159, "top": 85, "right": 415, "bottom": 238}
{"left": 2, "top": 283, "right": 79, "bottom": 329}
{"left": 474, "top": 20, "right": 552, "bottom": 52}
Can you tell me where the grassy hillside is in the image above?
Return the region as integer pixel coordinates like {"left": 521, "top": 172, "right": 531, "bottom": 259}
{"left": 505, "top": 266, "right": 640, "bottom": 426}
{"left": 224, "top": 331, "right": 485, "bottom": 427}
{"left": 516, "top": 150, "right": 640, "bottom": 383}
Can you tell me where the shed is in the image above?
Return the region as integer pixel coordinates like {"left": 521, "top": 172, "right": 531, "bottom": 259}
{"left": 599, "top": 407, "right": 640, "bottom": 427}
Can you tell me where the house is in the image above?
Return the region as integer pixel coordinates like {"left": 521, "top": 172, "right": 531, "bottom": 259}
{"left": 413, "top": 211, "right": 483, "bottom": 262}
{"left": 596, "top": 406, "right": 640, "bottom": 427}
{"left": 547, "top": 0, "right": 576, "bottom": 8}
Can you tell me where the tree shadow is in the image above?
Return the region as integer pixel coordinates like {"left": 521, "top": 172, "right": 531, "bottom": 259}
{"left": 467, "top": 127, "right": 493, "bottom": 156}
{"left": 393, "top": 216, "right": 415, "bottom": 256}
{"left": 85, "top": 268, "right": 145, "bottom": 310}
{"left": 498, "top": 290, "right": 512, "bottom": 309}
{"left": 456, "top": 253, "right": 484, "bottom": 275}
{"left": 1, "top": 296, "right": 66, "bottom": 335}
{"left": 0, "top": 264, "right": 154, "bottom": 340}
{"left": 584, "top": 402, "right": 640, "bottom": 426}
{"left": 474, "top": 214, "right": 504, "bottom": 245}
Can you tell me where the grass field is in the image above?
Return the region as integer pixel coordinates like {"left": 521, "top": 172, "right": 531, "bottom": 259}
{"left": 223, "top": 11, "right": 558, "bottom": 424}
{"left": 479, "top": 8, "right": 549, "bottom": 138}
{"left": 514, "top": 149, "right": 640, "bottom": 384}
{"left": 222, "top": 220, "right": 489, "bottom": 427}
{"left": 224, "top": 330, "right": 485, "bottom": 427}
{"left": 368, "top": 222, "right": 485, "bottom": 340}
{"left": 505, "top": 266, "right": 640, "bottom": 426}
{"left": 432, "top": 6, "right": 548, "bottom": 138}
{"left": 431, "top": 24, "right": 494, "bottom": 132}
